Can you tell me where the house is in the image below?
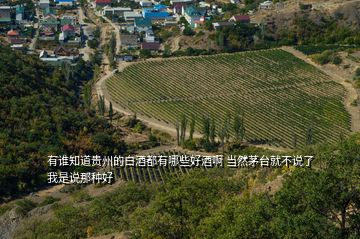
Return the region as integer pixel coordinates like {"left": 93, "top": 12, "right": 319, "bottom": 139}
{"left": 0, "top": 6, "right": 11, "bottom": 24}
{"left": 95, "top": 0, "right": 111, "bottom": 8}
{"left": 39, "top": 50, "right": 77, "bottom": 64}
{"left": 229, "top": 15, "right": 250, "bottom": 24}
{"left": 15, "top": 5, "right": 25, "bottom": 23}
{"left": 171, "top": 3, "right": 187, "bottom": 15}
{"left": 7, "top": 29, "right": 25, "bottom": 44}
{"left": 123, "top": 11, "right": 143, "bottom": 22}
{"left": 39, "top": 16, "right": 59, "bottom": 31}
{"left": 54, "top": 46, "right": 79, "bottom": 56}
{"left": 39, "top": 0, "right": 50, "bottom": 9}
{"left": 230, "top": 0, "right": 239, "bottom": 4}
{"left": 43, "top": 7, "right": 55, "bottom": 17}
{"left": 60, "top": 15, "right": 77, "bottom": 26}
{"left": 120, "top": 34, "right": 138, "bottom": 49}
{"left": 142, "top": 5, "right": 170, "bottom": 21}
{"left": 259, "top": 0, "right": 273, "bottom": 10}
{"left": 141, "top": 42, "right": 160, "bottom": 51}
{"left": 212, "top": 21, "right": 234, "bottom": 30}
{"left": 183, "top": 5, "right": 206, "bottom": 28}
{"left": 117, "top": 54, "right": 134, "bottom": 62}
{"left": 144, "top": 29, "right": 155, "bottom": 42}
{"left": 55, "top": 0, "right": 76, "bottom": 6}
{"left": 102, "top": 6, "right": 132, "bottom": 17}
{"left": 140, "top": 0, "right": 152, "bottom": 7}
{"left": 170, "top": 0, "right": 193, "bottom": 4}
{"left": 61, "top": 24, "right": 76, "bottom": 38}
{"left": 134, "top": 17, "right": 152, "bottom": 32}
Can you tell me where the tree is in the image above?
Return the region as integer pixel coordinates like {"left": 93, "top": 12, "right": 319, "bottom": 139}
{"left": 180, "top": 114, "right": 187, "bottom": 144}
{"left": 233, "top": 107, "right": 245, "bottom": 142}
{"left": 108, "top": 101, "right": 114, "bottom": 122}
{"left": 183, "top": 26, "right": 195, "bottom": 36}
{"left": 202, "top": 115, "right": 210, "bottom": 143}
{"left": 306, "top": 126, "right": 313, "bottom": 145}
{"left": 189, "top": 114, "right": 195, "bottom": 140}
{"left": 98, "top": 95, "right": 106, "bottom": 116}
{"left": 210, "top": 117, "right": 216, "bottom": 144}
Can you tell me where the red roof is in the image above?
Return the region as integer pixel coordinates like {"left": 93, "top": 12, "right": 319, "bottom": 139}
{"left": 62, "top": 24, "right": 75, "bottom": 32}
{"left": 141, "top": 42, "right": 160, "bottom": 50}
{"left": 95, "top": 0, "right": 111, "bottom": 3}
{"left": 232, "top": 15, "right": 250, "bottom": 22}
{"left": 7, "top": 30, "right": 19, "bottom": 36}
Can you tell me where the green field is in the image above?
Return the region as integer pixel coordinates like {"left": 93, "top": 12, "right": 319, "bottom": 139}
{"left": 106, "top": 49, "right": 351, "bottom": 148}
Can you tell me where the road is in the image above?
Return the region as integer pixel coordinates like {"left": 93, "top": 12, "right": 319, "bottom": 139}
{"left": 29, "top": 7, "right": 40, "bottom": 51}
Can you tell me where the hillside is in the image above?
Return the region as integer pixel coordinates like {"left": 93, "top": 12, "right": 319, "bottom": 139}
{"left": 106, "top": 49, "right": 351, "bottom": 148}
{"left": 0, "top": 46, "right": 126, "bottom": 200}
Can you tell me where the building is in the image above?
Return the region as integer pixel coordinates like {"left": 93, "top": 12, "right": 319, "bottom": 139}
{"left": 0, "top": 6, "right": 11, "bottom": 24}
{"left": 229, "top": 15, "right": 250, "bottom": 24}
{"left": 141, "top": 42, "right": 160, "bottom": 51}
{"left": 134, "top": 17, "right": 152, "bottom": 32}
{"left": 95, "top": 0, "right": 111, "bottom": 8}
{"left": 120, "top": 34, "right": 138, "bottom": 49}
{"left": 259, "top": 0, "right": 273, "bottom": 10}
{"left": 123, "top": 11, "right": 143, "bottom": 22}
{"left": 170, "top": 0, "right": 193, "bottom": 4}
{"left": 39, "top": 50, "right": 77, "bottom": 64}
{"left": 212, "top": 21, "right": 234, "bottom": 30}
{"left": 55, "top": 0, "right": 76, "bottom": 6}
{"left": 43, "top": 7, "right": 55, "bottom": 17}
{"left": 142, "top": 5, "right": 170, "bottom": 20}
{"left": 39, "top": 0, "right": 50, "bottom": 9}
{"left": 61, "top": 24, "right": 75, "bottom": 38}
{"left": 183, "top": 5, "right": 206, "bottom": 28}
{"left": 139, "top": 0, "right": 152, "bottom": 7}
{"left": 54, "top": 46, "right": 79, "bottom": 56}
{"left": 102, "top": 6, "right": 132, "bottom": 17}
{"left": 15, "top": 5, "right": 25, "bottom": 23}
{"left": 117, "top": 54, "right": 134, "bottom": 62}
{"left": 144, "top": 29, "right": 155, "bottom": 42}
{"left": 7, "top": 30, "right": 25, "bottom": 44}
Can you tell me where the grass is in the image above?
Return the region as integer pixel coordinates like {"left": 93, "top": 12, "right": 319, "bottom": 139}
{"left": 106, "top": 49, "right": 351, "bottom": 148}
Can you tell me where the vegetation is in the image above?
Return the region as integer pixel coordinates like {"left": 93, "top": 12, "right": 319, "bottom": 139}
{"left": 13, "top": 135, "right": 360, "bottom": 239}
{"left": 0, "top": 46, "right": 126, "bottom": 201}
{"left": 106, "top": 49, "right": 350, "bottom": 148}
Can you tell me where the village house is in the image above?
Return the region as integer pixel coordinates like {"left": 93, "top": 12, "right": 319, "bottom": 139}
{"left": 123, "top": 11, "right": 143, "bottom": 22}
{"left": 144, "top": 29, "right": 155, "bottom": 42}
{"left": 182, "top": 5, "right": 206, "bottom": 28}
{"left": 95, "top": 0, "right": 111, "bottom": 8}
{"left": 170, "top": 0, "right": 193, "bottom": 4}
{"left": 54, "top": 45, "right": 79, "bottom": 56}
{"left": 15, "top": 5, "right": 25, "bottom": 24}
{"left": 0, "top": 6, "right": 11, "bottom": 24}
{"left": 229, "top": 14, "right": 250, "bottom": 24}
{"left": 142, "top": 4, "right": 170, "bottom": 21}
{"left": 7, "top": 29, "right": 25, "bottom": 44}
{"left": 141, "top": 42, "right": 160, "bottom": 52}
{"left": 259, "top": 0, "right": 273, "bottom": 10}
{"left": 134, "top": 17, "right": 152, "bottom": 32}
{"left": 120, "top": 34, "right": 138, "bottom": 49}
{"left": 39, "top": 0, "right": 50, "bottom": 9}
{"left": 102, "top": 6, "right": 132, "bottom": 17}
{"left": 139, "top": 0, "right": 152, "bottom": 8}
{"left": 55, "top": 0, "right": 76, "bottom": 7}
{"left": 212, "top": 21, "right": 234, "bottom": 30}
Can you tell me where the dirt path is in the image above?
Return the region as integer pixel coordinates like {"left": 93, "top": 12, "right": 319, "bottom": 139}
{"left": 282, "top": 46, "right": 360, "bottom": 133}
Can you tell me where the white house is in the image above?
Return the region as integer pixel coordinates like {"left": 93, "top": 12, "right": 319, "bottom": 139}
{"left": 39, "top": 0, "right": 50, "bottom": 9}
{"left": 144, "top": 29, "right": 155, "bottom": 43}
{"left": 259, "top": 0, "right": 273, "bottom": 10}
